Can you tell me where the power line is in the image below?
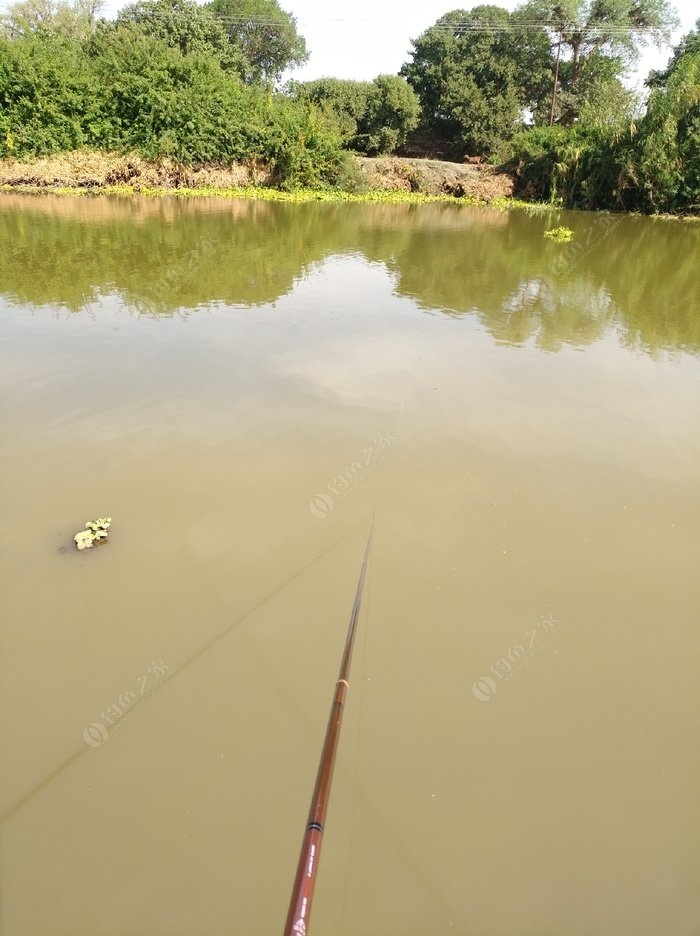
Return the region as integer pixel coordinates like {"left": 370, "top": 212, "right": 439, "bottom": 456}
{"left": 117, "top": 16, "right": 669, "bottom": 34}
{"left": 0, "top": 3, "right": 669, "bottom": 35}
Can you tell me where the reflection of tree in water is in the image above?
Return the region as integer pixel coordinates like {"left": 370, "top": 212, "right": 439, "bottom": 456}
{"left": 385, "top": 208, "right": 700, "bottom": 356}
{"left": 0, "top": 194, "right": 698, "bottom": 354}
{"left": 596, "top": 220, "right": 700, "bottom": 356}
{"left": 487, "top": 276, "right": 615, "bottom": 351}
{"left": 0, "top": 195, "right": 312, "bottom": 313}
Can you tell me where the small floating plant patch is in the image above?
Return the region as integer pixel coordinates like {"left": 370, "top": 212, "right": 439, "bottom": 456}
{"left": 544, "top": 226, "right": 574, "bottom": 241}
{"left": 75, "top": 518, "right": 112, "bottom": 550}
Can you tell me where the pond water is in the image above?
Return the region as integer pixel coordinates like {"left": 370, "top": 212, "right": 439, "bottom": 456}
{"left": 0, "top": 192, "right": 698, "bottom": 936}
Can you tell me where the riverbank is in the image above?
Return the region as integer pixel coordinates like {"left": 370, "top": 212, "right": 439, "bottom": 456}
{"left": 0, "top": 150, "right": 515, "bottom": 203}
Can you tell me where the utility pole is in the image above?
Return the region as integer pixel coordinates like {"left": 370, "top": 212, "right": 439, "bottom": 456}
{"left": 549, "top": 28, "right": 563, "bottom": 127}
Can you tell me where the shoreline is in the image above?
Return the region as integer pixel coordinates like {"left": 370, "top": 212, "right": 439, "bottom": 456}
{"left": 0, "top": 150, "right": 515, "bottom": 206}
{"left": 0, "top": 181, "right": 494, "bottom": 206}
{"left": 0, "top": 153, "right": 697, "bottom": 220}
{"left": 3, "top": 184, "right": 697, "bottom": 221}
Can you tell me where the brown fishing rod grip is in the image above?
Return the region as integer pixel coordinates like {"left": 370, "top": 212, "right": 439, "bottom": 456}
{"left": 283, "top": 680, "right": 348, "bottom": 936}
{"left": 284, "top": 824, "right": 324, "bottom": 936}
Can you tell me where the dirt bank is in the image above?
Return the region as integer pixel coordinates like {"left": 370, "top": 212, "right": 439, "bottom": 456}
{"left": 0, "top": 151, "right": 272, "bottom": 189}
{"left": 0, "top": 150, "right": 515, "bottom": 201}
{"left": 356, "top": 156, "right": 515, "bottom": 200}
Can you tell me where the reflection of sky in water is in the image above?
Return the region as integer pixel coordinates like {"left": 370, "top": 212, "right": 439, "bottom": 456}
{"left": 2, "top": 252, "right": 698, "bottom": 486}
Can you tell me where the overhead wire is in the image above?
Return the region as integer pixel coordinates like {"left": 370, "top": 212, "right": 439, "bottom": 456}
{"left": 0, "top": 3, "right": 669, "bottom": 35}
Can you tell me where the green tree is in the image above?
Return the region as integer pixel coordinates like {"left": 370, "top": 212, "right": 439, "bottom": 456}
{"left": 520, "top": 0, "right": 678, "bottom": 124}
{"left": 205, "top": 0, "right": 307, "bottom": 83}
{"left": 289, "top": 77, "right": 371, "bottom": 142}
{"left": 633, "top": 51, "right": 700, "bottom": 211}
{"left": 356, "top": 75, "right": 420, "bottom": 154}
{"left": 0, "top": 0, "right": 102, "bottom": 40}
{"left": 111, "top": 0, "right": 243, "bottom": 73}
{"left": 401, "top": 6, "right": 551, "bottom": 155}
{"left": 290, "top": 75, "right": 420, "bottom": 155}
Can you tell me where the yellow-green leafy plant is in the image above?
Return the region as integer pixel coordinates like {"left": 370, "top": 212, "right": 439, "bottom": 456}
{"left": 75, "top": 518, "right": 112, "bottom": 550}
{"left": 544, "top": 226, "right": 574, "bottom": 241}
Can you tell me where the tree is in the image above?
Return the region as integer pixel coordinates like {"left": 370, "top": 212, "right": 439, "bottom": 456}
{"left": 0, "top": 0, "right": 103, "bottom": 40}
{"left": 290, "top": 77, "right": 372, "bottom": 142}
{"left": 356, "top": 75, "right": 420, "bottom": 154}
{"left": 401, "top": 6, "right": 552, "bottom": 155}
{"left": 520, "top": 0, "right": 678, "bottom": 123}
{"left": 575, "top": 70, "right": 641, "bottom": 128}
{"left": 111, "top": 0, "right": 243, "bottom": 73}
{"left": 291, "top": 75, "right": 420, "bottom": 155}
{"left": 205, "top": 0, "right": 308, "bottom": 83}
{"left": 634, "top": 51, "right": 700, "bottom": 211}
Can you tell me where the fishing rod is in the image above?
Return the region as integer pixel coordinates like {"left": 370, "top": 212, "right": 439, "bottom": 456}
{"left": 283, "top": 525, "right": 373, "bottom": 936}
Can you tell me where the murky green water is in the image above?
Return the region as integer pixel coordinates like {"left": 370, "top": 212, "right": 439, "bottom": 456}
{"left": 1, "top": 193, "right": 699, "bottom": 936}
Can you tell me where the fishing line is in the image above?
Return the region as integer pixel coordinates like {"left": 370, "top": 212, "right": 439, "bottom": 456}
{"left": 0, "top": 520, "right": 364, "bottom": 825}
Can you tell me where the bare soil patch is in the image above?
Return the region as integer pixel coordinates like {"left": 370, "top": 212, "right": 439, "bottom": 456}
{"left": 355, "top": 156, "right": 515, "bottom": 200}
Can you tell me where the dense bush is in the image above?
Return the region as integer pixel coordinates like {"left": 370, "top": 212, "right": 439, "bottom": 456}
{"left": 83, "top": 25, "right": 257, "bottom": 161}
{"left": 504, "top": 52, "right": 700, "bottom": 214}
{"left": 0, "top": 33, "right": 94, "bottom": 154}
{"left": 290, "top": 74, "right": 420, "bottom": 155}
{"left": 632, "top": 53, "right": 700, "bottom": 212}
{"left": 255, "top": 95, "right": 349, "bottom": 189}
{"left": 503, "top": 125, "right": 627, "bottom": 210}
{"left": 0, "top": 27, "right": 349, "bottom": 187}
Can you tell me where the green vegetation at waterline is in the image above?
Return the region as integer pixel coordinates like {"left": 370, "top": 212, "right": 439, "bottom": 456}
{"left": 0, "top": 180, "right": 488, "bottom": 204}
{"left": 0, "top": 146, "right": 519, "bottom": 201}
{"left": 503, "top": 46, "right": 700, "bottom": 213}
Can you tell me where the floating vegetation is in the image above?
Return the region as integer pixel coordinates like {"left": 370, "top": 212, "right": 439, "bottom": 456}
{"left": 101, "top": 184, "right": 477, "bottom": 205}
{"left": 544, "top": 226, "right": 574, "bottom": 241}
{"left": 1, "top": 182, "right": 485, "bottom": 207}
{"left": 75, "top": 517, "right": 112, "bottom": 550}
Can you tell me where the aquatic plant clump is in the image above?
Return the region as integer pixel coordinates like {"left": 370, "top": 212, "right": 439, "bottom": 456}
{"left": 544, "top": 226, "right": 574, "bottom": 241}
{"left": 75, "top": 518, "right": 112, "bottom": 550}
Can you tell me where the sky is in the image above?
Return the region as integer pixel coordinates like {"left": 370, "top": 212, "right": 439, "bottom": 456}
{"left": 277, "top": 0, "right": 698, "bottom": 92}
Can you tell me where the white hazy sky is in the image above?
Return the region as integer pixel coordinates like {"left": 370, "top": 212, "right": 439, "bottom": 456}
{"left": 278, "top": 0, "right": 698, "bottom": 92}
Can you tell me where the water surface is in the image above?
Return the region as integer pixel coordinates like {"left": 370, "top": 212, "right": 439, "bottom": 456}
{"left": 1, "top": 193, "right": 699, "bottom": 936}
